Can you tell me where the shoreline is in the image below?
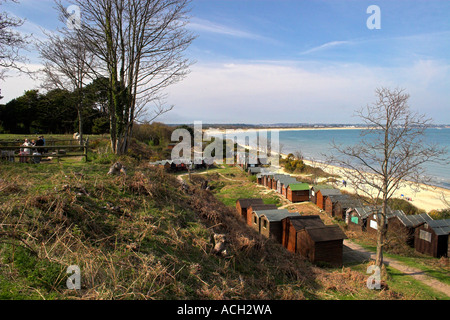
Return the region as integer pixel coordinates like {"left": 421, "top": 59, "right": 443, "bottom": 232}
{"left": 242, "top": 145, "right": 450, "bottom": 212}
{"left": 297, "top": 158, "right": 450, "bottom": 213}
{"left": 204, "top": 126, "right": 369, "bottom": 134}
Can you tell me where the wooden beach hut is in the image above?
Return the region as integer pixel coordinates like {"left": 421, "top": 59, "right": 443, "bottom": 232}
{"left": 324, "top": 194, "right": 356, "bottom": 217}
{"left": 414, "top": 219, "right": 450, "bottom": 258}
{"left": 281, "top": 215, "right": 325, "bottom": 253}
{"left": 387, "top": 212, "right": 433, "bottom": 247}
{"left": 286, "top": 183, "right": 311, "bottom": 203}
{"left": 256, "top": 174, "right": 263, "bottom": 185}
{"left": 346, "top": 206, "right": 374, "bottom": 232}
{"left": 297, "top": 225, "right": 348, "bottom": 266}
{"left": 277, "top": 176, "right": 298, "bottom": 195}
{"left": 310, "top": 185, "right": 335, "bottom": 205}
{"left": 246, "top": 204, "right": 278, "bottom": 226}
{"left": 281, "top": 215, "right": 348, "bottom": 266}
{"left": 236, "top": 199, "right": 264, "bottom": 219}
{"left": 315, "top": 188, "right": 342, "bottom": 210}
{"left": 248, "top": 167, "right": 262, "bottom": 176}
{"left": 258, "top": 210, "right": 300, "bottom": 243}
{"left": 365, "top": 208, "right": 398, "bottom": 236}
{"left": 270, "top": 174, "right": 285, "bottom": 191}
{"left": 264, "top": 173, "right": 275, "bottom": 189}
{"left": 328, "top": 195, "right": 361, "bottom": 220}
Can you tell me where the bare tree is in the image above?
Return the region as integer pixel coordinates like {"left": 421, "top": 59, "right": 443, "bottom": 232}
{"left": 0, "top": 0, "right": 28, "bottom": 97}
{"left": 37, "top": 29, "right": 97, "bottom": 144}
{"left": 329, "top": 87, "right": 447, "bottom": 268}
{"left": 56, "top": 0, "right": 195, "bottom": 155}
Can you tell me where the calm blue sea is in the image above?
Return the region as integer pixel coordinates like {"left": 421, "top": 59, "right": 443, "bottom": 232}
{"left": 279, "top": 128, "right": 450, "bottom": 190}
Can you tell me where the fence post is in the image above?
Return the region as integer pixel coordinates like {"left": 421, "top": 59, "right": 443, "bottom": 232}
{"left": 84, "top": 137, "right": 89, "bottom": 162}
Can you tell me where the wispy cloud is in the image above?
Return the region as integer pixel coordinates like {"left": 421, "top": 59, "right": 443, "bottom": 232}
{"left": 300, "top": 41, "right": 353, "bottom": 55}
{"left": 188, "top": 18, "right": 270, "bottom": 42}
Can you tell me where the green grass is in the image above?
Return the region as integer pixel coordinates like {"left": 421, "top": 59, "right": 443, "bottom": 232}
{"left": 1, "top": 137, "right": 448, "bottom": 300}
{"left": 348, "top": 263, "right": 449, "bottom": 300}
{"left": 189, "top": 165, "right": 283, "bottom": 207}
{"left": 351, "top": 239, "right": 450, "bottom": 288}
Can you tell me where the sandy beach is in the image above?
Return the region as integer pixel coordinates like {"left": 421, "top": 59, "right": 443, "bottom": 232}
{"left": 237, "top": 141, "right": 449, "bottom": 212}
{"left": 282, "top": 158, "right": 450, "bottom": 213}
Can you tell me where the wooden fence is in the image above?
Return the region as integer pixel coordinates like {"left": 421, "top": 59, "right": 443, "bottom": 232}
{"left": 0, "top": 139, "right": 89, "bottom": 163}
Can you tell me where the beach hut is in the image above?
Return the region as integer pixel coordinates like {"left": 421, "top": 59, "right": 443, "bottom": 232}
{"left": 236, "top": 199, "right": 264, "bottom": 219}
{"left": 286, "top": 183, "right": 311, "bottom": 203}
{"left": 315, "top": 188, "right": 342, "bottom": 210}
{"left": 277, "top": 176, "right": 298, "bottom": 195}
{"left": 281, "top": 215, "right": 325, "bottom": 253}
{"left": 257, "top": 209, "right": 300, "bottom": 243}
{"left": 248, "top": 167, "right": 262, "bottom": 175}
{"left": 256, "top": 173, "right": 263, "bottom": 185}
{"left": 365, "top": 208, "right": 398, "bottom": 236}
{"left": 387, "top": 212, "right": 433, "bottom": 247}
{"left": 277, "top": 176, "right": 298, "bottom": 194}
{"left": 345, "top": 206, "right": 374, "bottom": 232}
{"left": 328, "top": 195, "right": 361, "bottom": 220}
{"left": 414, "top": 219, "right": 450, "bottom": 258}
{"left": 270, "top": 174, "right": 284, "bottom": 191}
{"left": 310, "top": 185, "right": 335, "bottom": 205}
{"left": 297, "top": 225, "right": 348, "bottom": 266}
{"left": 281, "top": 215, "right": 348, "bottom": 266}
{"left": 264, "top": 173, "right": 275, "bottom": 189}
{"left": 324, "top": 194, "right": 353, "bottom": 217}
{"left": 246, "top": 204, "right": 278, "bottom": 226}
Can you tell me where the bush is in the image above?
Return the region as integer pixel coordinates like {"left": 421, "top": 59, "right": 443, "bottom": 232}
{"left": 429, "top": 209, "right": 450, "bottom": 220}
{"left": 388, "top": 198, "right": 425, "bottom": 215}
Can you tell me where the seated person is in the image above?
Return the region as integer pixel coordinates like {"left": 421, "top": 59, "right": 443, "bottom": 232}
{"left": 19, "top": 139, "right": 31, "bottom": 163}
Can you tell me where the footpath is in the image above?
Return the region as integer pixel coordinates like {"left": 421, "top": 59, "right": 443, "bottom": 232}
{"left": 343, "top": 240, "right": 450, "bottom": 298}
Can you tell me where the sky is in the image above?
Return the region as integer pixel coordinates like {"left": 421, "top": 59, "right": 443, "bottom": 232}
{"left": 1, "top": 0, "right": 450, "bottom": 125}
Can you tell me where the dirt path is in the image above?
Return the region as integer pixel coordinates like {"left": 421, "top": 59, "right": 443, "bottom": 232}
{"left": 343, "top": 240, "right": 450, "bottom": 297}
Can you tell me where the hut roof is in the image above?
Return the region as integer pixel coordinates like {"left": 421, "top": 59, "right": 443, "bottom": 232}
{"left": 280, "top": 178, "right": 299, "bottom": 186}
{"left": 352, "top": 207, "right": 375, "bottom": 219}
{"left": 427, "top": 219, "right": 450, "bottom": 236}
{"left": 236, "top": 199, "right": 264, "bottom": 208}
{"left": 353, "top": 205, "right": 397, "bottom": 219}
{"left": 311, "top": 184, "right": 335, "bottom": 191}
{"left": 249, "top": 204, "right": 278, "bottom": 212}
{"left": 394, "top": 212, "right": 432, "bottom": 228}
{"left": 256, "top": 209, "right": 297, "bottom": 221}
{"left": 286, "top": 215, "right": 325, "bottom": 231}
{"left": 248, "top": 167, "right": 262, "bottom": 174}
{"left": 305, "top": 225, "right": 348, "bottom": 242}
{"left": 331, "top": 195, "right": 361, "bottom": 208}
{"left": 319, "top": 189, "right": 342, "bottom": 196}
{"left": 288, "top": 183, "right": 310, "bottom": 191}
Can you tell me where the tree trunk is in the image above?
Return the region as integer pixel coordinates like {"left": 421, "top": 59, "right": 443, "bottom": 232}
{"left": 77, "top": 107, "right": 83, "bottom": 146}
{"left": 376, "top": 212, "right": 387, "bottom": 268}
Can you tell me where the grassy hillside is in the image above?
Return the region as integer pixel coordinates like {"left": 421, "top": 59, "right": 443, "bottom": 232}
{"left": 0, "top": 137, "right": 448, "bottom": 300}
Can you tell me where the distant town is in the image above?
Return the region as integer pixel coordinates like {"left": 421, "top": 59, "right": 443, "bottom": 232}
{"left": 165, "top": 123, "right": 450, "bottom": 130}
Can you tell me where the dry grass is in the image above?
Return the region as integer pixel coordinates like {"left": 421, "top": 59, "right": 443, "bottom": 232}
{"left": 0, "top": 160, "right": 429, "bottom": 300}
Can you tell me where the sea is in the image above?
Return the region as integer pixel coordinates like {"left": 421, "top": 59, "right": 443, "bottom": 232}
{"left": 278, "top": 128, "right": 450, "bottom": 190}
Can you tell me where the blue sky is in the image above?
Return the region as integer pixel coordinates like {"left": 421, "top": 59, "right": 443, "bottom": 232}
{"left": 1, "top": 0, "right": 450, "bottom": 124}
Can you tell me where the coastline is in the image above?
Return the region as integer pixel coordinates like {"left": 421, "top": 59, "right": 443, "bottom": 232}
{"left": 284, "top": 156, "right": 450, "bottom": 213}
{"left": 239, "top": 144, "right": 449, "bottom": 212}
{"left": 204, "top": 126, "right": 368, "bottom": 134}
